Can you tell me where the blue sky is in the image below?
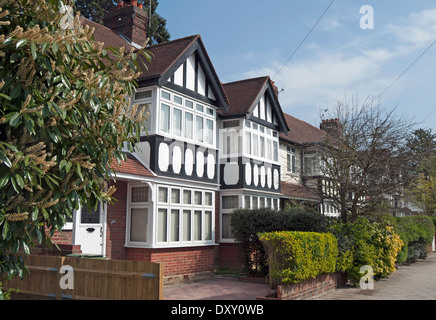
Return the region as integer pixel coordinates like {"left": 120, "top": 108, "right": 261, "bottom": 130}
{"left": 158, "top": 0, "right": 436, "bottom": 132}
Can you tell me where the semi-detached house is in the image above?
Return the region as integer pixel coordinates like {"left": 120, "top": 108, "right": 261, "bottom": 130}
{"left": 50, "top": 1, "right": 332, "bottom": 284}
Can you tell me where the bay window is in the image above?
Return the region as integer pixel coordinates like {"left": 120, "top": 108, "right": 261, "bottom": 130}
{"left": 155, "top": 185, "right": 215, "bottom": 246}
{"left": 221, "top": 194, "right": 281, "bottom": 241}
{"left": 243, "top": 120, "right": 280, "bottom": 163}
{"left": 158, "top": 89, "right": 215, "bottom": 147}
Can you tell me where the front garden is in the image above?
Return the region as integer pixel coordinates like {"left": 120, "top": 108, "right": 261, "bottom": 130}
{"left": 230, "top": 207, "right": 436, "bottom": 298}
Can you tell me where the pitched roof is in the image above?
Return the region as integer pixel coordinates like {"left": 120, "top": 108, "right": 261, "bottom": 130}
{"left": 80, "top": 16, "right": 134, "bottom": 50}
{"left": 222, "top": 76, "right": 270, "bottom": 115}
{"left": 111, "top": 153, "right": 155, "bottom": 178}
{"left": 137, "top": 35, "right": 230, "bottom": 110}
{"left": 136, "top": 35, "right": 200, "bottom": 82}
{"left": 221, "top": 76, "right": 289, "bottom": 133}
{"left": 280, "top": 181, "right": 320, "bottom": 202}
{"left": 280, "top": 113, "right": 326, "bottom": 146}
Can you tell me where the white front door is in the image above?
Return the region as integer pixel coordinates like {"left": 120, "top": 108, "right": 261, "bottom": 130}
{"left": 73, "top": 202, "right": 105, "bottom": 255}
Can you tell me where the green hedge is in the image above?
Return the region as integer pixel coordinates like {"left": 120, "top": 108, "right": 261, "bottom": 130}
{"left": 384, "top": 215, "right": 435, "bottom": 263}
{"left": 230, "top": 208, "right": 334, "bottom": 276}
{"left": 258, "top": 231, "right": 338, "bottom": 285}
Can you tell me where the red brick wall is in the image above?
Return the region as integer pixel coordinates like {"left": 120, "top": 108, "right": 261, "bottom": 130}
{"left": 105, "top": 180, "right": 128, "bottom": 260}
{"left": 217, "top": 243, "right": 242, "bottom": 269}
{"left": 257, "top": 273, "right": 347, "bottom": 300}
{"left": 50, "top": 229, "right": 73, "bottom": 245}
{"left": 126, "top": 245, "right": 218, "bottom": 277}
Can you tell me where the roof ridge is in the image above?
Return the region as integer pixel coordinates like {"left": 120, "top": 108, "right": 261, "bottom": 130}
{"left": 146, "top": 34, "right": 200, "bottom": 49}
{"left": 283, "top": 112, "right": 322, "bottom": 131}
{"left": 79, "top": 16, "right": 134, "bottom": 48}
{"left": 223, "top": 76, "right": 270, "bottom": 87}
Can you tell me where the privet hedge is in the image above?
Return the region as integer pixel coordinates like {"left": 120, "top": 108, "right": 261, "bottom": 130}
{"left": 258, "top": 231, "right": 338, "bottom": 286}
{"left": 231, "top": 207, "right": 434, "bottom": 286}
{"left": 230, "top": 208, "right": 333, "bottom": 275}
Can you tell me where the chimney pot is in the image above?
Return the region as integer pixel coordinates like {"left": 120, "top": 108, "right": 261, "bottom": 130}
{"left": 117, "top": 1, "right": 124, "bottom": 8}
{"left": 138, "top": 3, "right": 143, "bottom": 9}
{"left": 131, "top": 0, "right": 137, "bottom": 6}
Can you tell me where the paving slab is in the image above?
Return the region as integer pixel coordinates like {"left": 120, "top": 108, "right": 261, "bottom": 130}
{"left": 164, "top": 277, "right": 270, "bottom": 300}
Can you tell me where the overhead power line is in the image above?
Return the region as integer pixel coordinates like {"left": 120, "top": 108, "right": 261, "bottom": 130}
{"left": 273, "top": 0, "right": 335, "bottom": 80}
{"left": 378, "top": 39, "right": 436, "bottom": 99}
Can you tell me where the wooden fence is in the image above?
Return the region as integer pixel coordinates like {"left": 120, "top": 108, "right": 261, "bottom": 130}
{"left": 3, "top": 255, "right": 163, "bottom": 300}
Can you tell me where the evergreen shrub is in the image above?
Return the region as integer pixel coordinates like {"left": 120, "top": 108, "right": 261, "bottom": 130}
{"left": 258, "top": 231, "right": 338, "bottom": 285}
{"left": 329, "top": 218, "right": 403, "bottom": 284}
{"left": 384, "top": 215, "right": 435, "bottom": 263}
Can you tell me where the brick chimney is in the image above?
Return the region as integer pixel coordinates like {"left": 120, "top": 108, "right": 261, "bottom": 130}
{"left": 103, "top": 0, "right": 148, "bottom": 48}
{"left": 320, "top": 118, "right": 342, "bottom": 138}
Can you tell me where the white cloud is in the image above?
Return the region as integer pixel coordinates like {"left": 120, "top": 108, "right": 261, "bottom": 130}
{"left": 241, "top": 6, "right": 436, "bottom": 119}
{"left": 243, "top": 49, "right": 394, "bottom": 112}
{"left": 387, "top": 8, "right": 436, "bottom": 49}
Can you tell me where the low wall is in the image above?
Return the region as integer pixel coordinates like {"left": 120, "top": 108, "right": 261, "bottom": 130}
{"left": 257, "top": 272, "right": 347, "bottom": 300}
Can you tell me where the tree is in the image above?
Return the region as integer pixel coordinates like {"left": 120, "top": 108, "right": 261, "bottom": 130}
{"left": 73, "top": 0, "right": 116, "bottom": 24}
{"left": 318, "top": 96, "right": 415, "bottom": 223}
{"left": 144, "top": 0, "right": 170, "bottom": 45}
{"left": 0, "top": 0, "right": 150, "bottom": 279}
{"left": 406, "top": 128, "right": 436, "bottom": 177}
{"left": 406, "top": 129, "right": 436, "bottom": 215}
{"left": 74, "top": 0, "right": 170, "bottom": 45}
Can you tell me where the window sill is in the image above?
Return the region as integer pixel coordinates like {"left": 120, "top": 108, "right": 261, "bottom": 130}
{"left": 125, "top": 241, "right": 218, "bottom": 249}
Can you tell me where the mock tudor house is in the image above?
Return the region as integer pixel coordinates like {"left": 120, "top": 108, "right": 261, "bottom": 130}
{"left": 50, "top": 0, "right": 339, "bottom": 282}
{"left": 217, "top": 77, "right": 289, "bottom": 267}
{"left": 50, "top": 2, "right": 230, "bottom": 284}
{"left": 279, "top": 115, "right": 342, "bottom": 217}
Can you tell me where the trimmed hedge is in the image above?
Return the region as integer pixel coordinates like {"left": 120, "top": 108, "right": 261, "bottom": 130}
{"left": 258, "top": 231, "right": 338, "bottom": 286}
{"left": 230, "top": 207, "right": 334, "bottom": 275}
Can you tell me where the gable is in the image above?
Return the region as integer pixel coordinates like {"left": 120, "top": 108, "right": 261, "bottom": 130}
{"left": 166, "top": 51, "right": 218, "bottom": 104}
{"left": 250, "top": 87, "right": 278, "bottom": 126}
{"left": 137, "top": 35, "right": 228, "bottom": 111}
{"left": 247, "top": 80, "right": 289, "bottom": 134}
{"left": 221, "top": 76, "right": 289, "bottom": 134}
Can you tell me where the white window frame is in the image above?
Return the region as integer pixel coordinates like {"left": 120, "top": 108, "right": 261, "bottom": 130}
{"left": 242, "top": 120, "right": 280, "bottom": 164}
{"left": 287, "top": 147, "right": 296, "bottom": 174}
{"left": 220, "top": 193, "right": 281, "bottom": 242}
{"left": 157, "top": 88, "right": 216, "bottom": 148}
{"left": 132, "top": 88, "right": 155, "bottom": 135}
{"left": 155, "top": 184, "right": 215, "bottom": 247}
{"left": 126, "top": 183, "right": 152, "bottom": 246}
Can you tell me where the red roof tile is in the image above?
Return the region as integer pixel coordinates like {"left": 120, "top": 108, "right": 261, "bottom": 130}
{"left": 111, "top": 153, "right": 154, "bottom": 177}
{"left": 137, "top": 35, "right": 200, "bottom": 81}
{"left": 280, "top": 113, "right": 326, "bottom": 146}
{"left": 281, "top": 181, "right": 320, "bottom": 201}
{"left": 221, "top": 77, "right": 269, "bottom": 115}
{"left": 80, "top": 16, "right": 134, "bottom": 50}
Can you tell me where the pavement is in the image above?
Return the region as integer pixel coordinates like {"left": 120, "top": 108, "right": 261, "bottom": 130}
{"left": 164, "top": 277, "right": 271, "bottom": 300}
{"left": 164, "top": 252, "right": 436, "bottom": 300}
{"left": 310, "top": 252, "right": 436, "bottom": 300}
